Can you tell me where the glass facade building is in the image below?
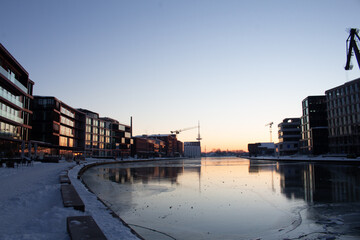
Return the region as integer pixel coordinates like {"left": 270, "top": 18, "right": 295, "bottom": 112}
{"left": 81, "top": 109, "right": 111, "bottom": 157}
{"left": 0, "top": 43, "right": 34, "bottom": 158}
{"left": 78, "top": 109, "right": 132, "bottom": 158}
{"left": 300, "top": 96, "right": 328, "bottom": 155}
{"left": 325, "top": 78, "right": 360, "bottom": 155}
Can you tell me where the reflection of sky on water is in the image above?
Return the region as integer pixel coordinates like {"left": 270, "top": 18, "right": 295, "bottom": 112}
{"left": 82, "top": 158, "right": 360, "bottom": 240}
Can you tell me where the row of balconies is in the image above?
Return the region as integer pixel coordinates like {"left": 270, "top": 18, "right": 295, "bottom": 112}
{"left": 0, "top": 65, "right": 28, "bottom": 93}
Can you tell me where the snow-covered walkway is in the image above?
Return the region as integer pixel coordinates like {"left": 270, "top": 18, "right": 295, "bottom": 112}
{"left": 0, "top": 160, "right": 141, "bottom": 240}
{"left": 0, "top": 161, "right": 77, "bottom": 240}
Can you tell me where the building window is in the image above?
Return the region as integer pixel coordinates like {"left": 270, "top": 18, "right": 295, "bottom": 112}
{"left": 60, "top": 106, "right": 75, "bottom": 118}
{"left": 60, "top": 125, "right": 74, "bottom": 137}
{"left": 60, "top": 136, "right": 67, "bottom": 146}
{"left": 86, "top": 133, "right": 91, "bottom": 141}
{"left": 60, "top": 116, "right": 74, "bottom": 127}
{"left": 93, "top": 135, "right": 98, "bottom": 142}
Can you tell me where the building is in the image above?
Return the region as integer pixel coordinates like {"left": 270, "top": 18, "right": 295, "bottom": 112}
{"left": 146, "top": 134, "right": 183, "bottom": 157}
{"left": 184, "top": 141, "right": 201, "bottom": 158}
{"left": 248, "top": 142, "right": 275, "bottom": 157}
{"left": 78, "top": 109, "right": 132, "bottom": 158}
{"left": 31, "top": 104, "right": 133, "bottom": 159}
{"left": 0, "top": 43, "right": 34, "bottom": 158}
{"left": 277, "top": 118, "right": 301, "bottom": 156}
{"left": 31, "top": 96, "right": 85, "bottom": 159}
{"left": 132, "top": 135, "right": 166, "bottom": 158}
{"left": 325, "top": 78, "right": 360, "bottom": 155}
{"left": 300, "top": 96, "right": 329, "bottom": 155}
{"left": 106, "top": 117, "right": 132, "bottom": 158}
{"left": 78, "top": 109, "right": 110, "bottom": 158}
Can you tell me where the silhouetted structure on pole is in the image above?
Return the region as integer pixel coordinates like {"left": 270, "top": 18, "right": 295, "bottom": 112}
{"left": 345, "top": 28, "right": 360, "bottom": 70}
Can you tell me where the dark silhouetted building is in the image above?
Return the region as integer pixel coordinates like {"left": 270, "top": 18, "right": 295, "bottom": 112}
{"left": 31, "top": 96, "right": 85, "bottom": 158}
{"left": 248, "top": 142, "right": 275, "bottom": 157}
{"left": 277, "top": 118, "right": 301, "bottom": 156}
{"left": 300, "top": 96, "right": 329, "bottom": 155}
{"left": 325, "top": 78, "right": 360, "bottom": 155}
{"left": 0, "top": 43, "right": 34, "bottom": 158}
{"left": 107, "top": 117, "right": 132, "bottom": 158}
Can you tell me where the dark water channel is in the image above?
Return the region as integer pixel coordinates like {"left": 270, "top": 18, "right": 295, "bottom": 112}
{"left": 82, "top": 158, "right": 360, "bottom": 240}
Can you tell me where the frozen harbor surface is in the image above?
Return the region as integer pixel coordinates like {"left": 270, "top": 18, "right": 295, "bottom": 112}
{"left": 82, "top": 157, "right": 360, "bottom": 240}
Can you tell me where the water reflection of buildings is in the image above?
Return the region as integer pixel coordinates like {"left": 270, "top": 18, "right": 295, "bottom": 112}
{"left": 249, "top": 160, "right": 360, "bottom": 203}
{"left": 278, "top": 163, "right": 360, "bottom": 203}
{"left": 97, "top": 164, "right": 201, "bottom": 185}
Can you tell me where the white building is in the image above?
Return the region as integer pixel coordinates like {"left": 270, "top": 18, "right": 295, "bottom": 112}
{"left": 184, "top": 141, "right": 201, "bottom": 158}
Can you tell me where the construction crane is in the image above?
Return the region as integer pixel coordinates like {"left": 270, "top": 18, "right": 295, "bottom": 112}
{"left": 170, "top": 126, "right": 197, "bottom": 135}
{"left": 265, "top": 122, "right": 273, "bottom": 142}
{"left": 171, "top": 121, "right": 202, "bottom": 141}
{"left": 345, "top": 28, "right": 360, "bottom": 70}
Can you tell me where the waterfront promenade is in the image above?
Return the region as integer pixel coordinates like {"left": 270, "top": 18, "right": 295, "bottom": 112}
{"left": 0, "top": 159, "right": 141, "bottom": 240}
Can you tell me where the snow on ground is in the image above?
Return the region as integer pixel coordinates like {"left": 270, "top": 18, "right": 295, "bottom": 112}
{"left": 0, "top": 161, "right": 77, "bottom": 240}
{"left": 0, "top": 159, "right": 141, "bottom": 240}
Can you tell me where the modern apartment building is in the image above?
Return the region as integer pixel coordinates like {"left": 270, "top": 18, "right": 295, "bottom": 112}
{"left": 300, "top": 96, "right": 329, "bottom": 155}
{"left": 277, "top": 118, "right": 301, "bottom": 156}
{"left": 78, "top": 109, "right": 132, "bottom": 158}
{"left": 325, "top": 78, "right": 360, "bottom": 155}
{"left": 78, "top": 109, "right": 109, "bottom": 157}
{"left": 31, "top": 96, "right": 85, "bottom": 158}
{"left": 104, "top": 117, "right": 132, "bottom": 158}
{"left": 0, "top": 43, "right": 34, "bottom": 157}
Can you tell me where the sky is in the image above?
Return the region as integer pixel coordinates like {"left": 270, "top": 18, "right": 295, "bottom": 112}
{"left": 1, "top": 0, "right": 360, "bottom": 151}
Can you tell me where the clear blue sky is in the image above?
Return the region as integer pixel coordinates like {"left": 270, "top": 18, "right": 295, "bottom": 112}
{"left": 1, "top": 0, "right": 359, "bottom": 151}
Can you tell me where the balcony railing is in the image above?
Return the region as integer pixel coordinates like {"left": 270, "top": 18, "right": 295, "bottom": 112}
{"left": 0, "top": 109, "right": 23, "bottom": 124}
{"left": 0, "top": 65, "right": 28, "bottom": 93}
{"left": 0, "top": 88, "right": 23, "bottom": 108}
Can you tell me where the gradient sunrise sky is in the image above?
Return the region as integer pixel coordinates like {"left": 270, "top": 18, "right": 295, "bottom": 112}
{"left": 1, "top": 0, "right": 359, "bottom": 151}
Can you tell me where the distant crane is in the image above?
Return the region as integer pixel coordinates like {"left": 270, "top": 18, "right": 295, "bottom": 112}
{"left": 265, "top": 122, "right": 274, "bottom": 142}
{"left": 171, "top": 121, "right": 202, "bottom": 141}
{"left": 345, "top": 28, "right": 360, "bottom": 70}
{"left": 170, "top": 126, "right": 197, "bottom": 135}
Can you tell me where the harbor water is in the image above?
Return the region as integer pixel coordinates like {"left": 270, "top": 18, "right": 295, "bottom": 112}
{"left": 82, "top": 157, "right": 360, "bottom": 240}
